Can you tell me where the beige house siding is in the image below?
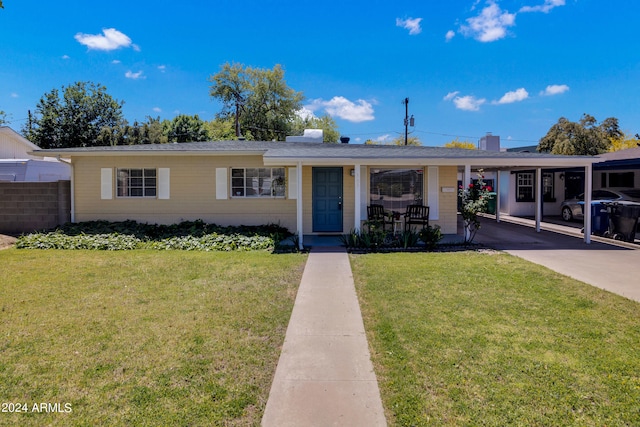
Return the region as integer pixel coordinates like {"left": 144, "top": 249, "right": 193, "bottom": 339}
{"left": 71, "top": 154, "right": 459, "bottom": 236}
{"left": 434, "top": 166, "right": 458, "bottom": 234}
{"left": 73, "top": 155, "right": 297, "bottom": 230}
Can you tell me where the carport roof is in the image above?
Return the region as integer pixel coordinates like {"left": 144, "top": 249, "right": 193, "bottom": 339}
{"left": 31, "top": 140, "right": 597, "bottom": 168}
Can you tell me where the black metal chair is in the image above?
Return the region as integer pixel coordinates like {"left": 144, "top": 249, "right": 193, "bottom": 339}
{"left": 367, "top": 204, "right": 391, "bottom": 231}
{"left": 404, "top": 205, "right": 429, "bottom": 232}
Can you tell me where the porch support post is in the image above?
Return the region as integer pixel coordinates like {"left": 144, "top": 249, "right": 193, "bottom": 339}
{"left": 296, "top": 161, "right": 304, "bottom": 250}
{"left": 353, "top": 164, "right": 361, "bottom": 232}
{"left": 584, "top": 163, "right": 593, "bottom": 244}
{"left": 535, "top": 167, "right": 542, "bottom": 232}
{"left": 495, "top": 170, "right": 501, "bottom": 223}
{"left": 463, "top": 164, "right": 471, "bottom": 241}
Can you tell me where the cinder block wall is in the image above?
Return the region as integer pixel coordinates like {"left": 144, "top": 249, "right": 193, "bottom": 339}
{"left": 0, "top": 181, "right": 71, "bottom": 235}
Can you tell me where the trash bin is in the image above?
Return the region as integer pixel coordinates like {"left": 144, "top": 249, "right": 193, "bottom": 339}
{"left": 579, "top": 201, "right": 610, "bottom": 236}
{"left": 485, "top": 192, "right": 497, "bottom": 215}
{"left": 604, "top": 201, "right": 640, "bottom": 242}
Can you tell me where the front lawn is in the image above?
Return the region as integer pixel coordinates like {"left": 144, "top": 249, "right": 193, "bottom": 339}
{"left": 0, "top": 249, "right": 306, "bottom": 426}
{"left": 352, "top": 251, "right": 640, "bottom": 426}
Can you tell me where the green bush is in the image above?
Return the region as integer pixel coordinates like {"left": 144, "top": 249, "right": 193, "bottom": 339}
{"left": 16, "top": 220, "right": 289, "bottom": 251}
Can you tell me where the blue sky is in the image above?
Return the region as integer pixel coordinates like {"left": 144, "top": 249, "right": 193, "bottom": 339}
{"left": 1, "top": 0, "right": 639, "bottom": 148}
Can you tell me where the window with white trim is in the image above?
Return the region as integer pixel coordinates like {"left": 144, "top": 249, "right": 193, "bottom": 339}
{"left": 542, "top": 173, "right": 554, "bottom": 202}
{"left": 230, "top": 167, "right": 285, "bottom": 198}
{"left": 516, "top": 172, "right": 534, "bottom": 202}
{"left": 117, "top": 168, "right": 157, "bottom": 197}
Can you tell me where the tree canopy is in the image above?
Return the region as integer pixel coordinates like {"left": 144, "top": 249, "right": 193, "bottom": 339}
{"left": 290, "top": 114, "right": 340, "bottom": 143}
{"left": 444, "top": 138, "right": 476, "bottom": 149}
{"left": 364, "top": 136, "right": 422, "bottom": 146}
{"left": 209, "top": 62, "right": 308, "bottom": 141}
{"left": 537, "top": 114, "right": 623, "bottom": 155}
{"left": 23, "top": 81, "right": 125, "bottom": 149}
{"left": 609, "top": 132, "right": 640, "bottom": 152}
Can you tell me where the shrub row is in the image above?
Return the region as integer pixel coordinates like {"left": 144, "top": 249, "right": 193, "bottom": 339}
{"left": 16, "top": 220, "right": 291, "bottom": 251}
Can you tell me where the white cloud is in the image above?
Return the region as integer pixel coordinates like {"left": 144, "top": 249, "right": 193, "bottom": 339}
{"left": 153, "top": 107, "right": 162, "bottom": 113}
{"left": 494, "top": 88, "right": 529, "bottom": 104}
{"left": 305, "top": 96, "right": 375, "bottom": 122}
{"left": 444, "top": 92, "right": 486, "bottom": 111}
{"left": 445, "top": 30, "right": 456, "bottom": 41}
{"left": 157, "top": 65, "right": 166, "bottom": 72}
{"left": 396, "top": 17, "right": 423, "bottom": 35}
{"left": 111, "top": 59, "right": 121, "bottom": 64}
{"left": 62, "top": 55, "right": 70, "bottom": 60}
{"left": 296, "top": 107, "right": 316, "bottom": 121}
{"left": 10, "top": 93, "right": 18, "bottom": 98}
{"left": 74, "top": 28, "right": 134, "bottom": 51}
{"left": 375, "top": 134, "right": 392, "bottom": 143}
{"left": 460, "top": 0, "right": 516, "bottom": 42}
{"left": 125, "top": 70, "right": 145, "bottom": 80}
{"left": 520, "top": 0, "right": 565, "bottom": 13}
{"left": 541, "top": 84, "right": 570, "bottom": 96}
{"left": 454, "top": 95, "right": 486, "bottom": 111}
{"left": 443, "top": 91, "right": 460, "bottom": 101}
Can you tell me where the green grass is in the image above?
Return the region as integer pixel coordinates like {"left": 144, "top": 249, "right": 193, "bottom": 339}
{"left": 0, "top": 249, "right": 306, "bottom": 426}
{"left": 352, "top": 251, "right": 640, "bottom": 426}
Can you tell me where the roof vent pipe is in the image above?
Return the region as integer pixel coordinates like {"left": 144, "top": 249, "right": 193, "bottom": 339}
{"left": 340, "top": 136, "right": 350, "bottom": 144}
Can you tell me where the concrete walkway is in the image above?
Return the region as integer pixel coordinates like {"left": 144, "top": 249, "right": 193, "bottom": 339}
{"left": 262, "top": 247, "right": 387, "bottom": 426}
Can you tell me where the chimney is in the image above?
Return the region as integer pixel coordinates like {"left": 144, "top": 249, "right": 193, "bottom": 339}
{"left": 340, "top": 136, "right": 350, "bottom": 144}
{"left": 479, "top": 132, "right": 500, "bottom": 151}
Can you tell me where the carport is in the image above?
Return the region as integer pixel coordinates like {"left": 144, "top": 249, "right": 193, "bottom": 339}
{"left": 458, "top": 156, "right": 597, "bottom": 243}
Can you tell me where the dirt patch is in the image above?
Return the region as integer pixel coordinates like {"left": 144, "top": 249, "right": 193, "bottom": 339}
{"left": 0, "top": 234, "right": 17, "bottom": 250}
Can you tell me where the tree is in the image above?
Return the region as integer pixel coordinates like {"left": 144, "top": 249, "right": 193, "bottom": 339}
{"left": 23, "top": 81, "right": 124, "bottom": 148}
{"left": 392, "top": 136, "right": 421, "bottom": 146}
{"left": 290, "top": 114, "right": 340, "bottom": 143}
{"left": 444, "top": 138, "right": 476, "bottom": 149}
{"left": 209, "top": 62, "right": 304, "bottom": 141}
{"left": 609, "top": 132, "right": 640, "bottom": 152}
{"left": 166, "top": 114, "right": 209, "bottom": 142}
{"left": 537, "top": 114, "right": 623, "bottom": 155}
{"left": 0, "top": 109, "right": 8, "bottom": 125}
{"left": 205, "top": 117, "right": 236, "bottom": 141}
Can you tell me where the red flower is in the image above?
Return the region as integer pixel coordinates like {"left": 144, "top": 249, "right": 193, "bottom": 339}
{"left": 486, "top": 186, "right": 493, "bottom": 192}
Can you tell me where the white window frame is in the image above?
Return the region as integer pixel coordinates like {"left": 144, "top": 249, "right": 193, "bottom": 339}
{"left": 516, "top": 172, "right": 534, "bottom": 202}
{"left": 116, "top": 168, "right": 157, "bottom": 198}
{"left": 230, "top": 167, "right": 286, "bottom": 198}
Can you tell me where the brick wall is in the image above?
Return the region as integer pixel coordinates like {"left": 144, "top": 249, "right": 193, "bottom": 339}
{"left": 0, "top": 181, "right": 71, "bottom": 235}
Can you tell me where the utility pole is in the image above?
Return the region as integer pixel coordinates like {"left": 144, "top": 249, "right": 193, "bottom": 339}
{"left": 403, "top": 98, "right": 414, "bottom": 145}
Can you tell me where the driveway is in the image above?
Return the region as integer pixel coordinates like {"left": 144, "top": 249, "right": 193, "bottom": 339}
{"left": 471, "top": 216, "right": 640, "bottom": 303}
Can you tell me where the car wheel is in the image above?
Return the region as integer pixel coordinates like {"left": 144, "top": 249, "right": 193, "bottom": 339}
{"left": 561, "top": 207, "right": 573, "bottom": 221}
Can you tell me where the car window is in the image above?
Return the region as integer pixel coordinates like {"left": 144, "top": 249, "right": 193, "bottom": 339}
{"left": 594, "top": 190, "right": 618, "bottom": 200}
{"left": 619, "top": 189, "right": 640, "bottom": 200}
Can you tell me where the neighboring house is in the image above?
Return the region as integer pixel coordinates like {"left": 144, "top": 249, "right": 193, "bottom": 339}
{"left": 31, "top": 139, "right": 597, "bottom": 247}
{"left": 0, "top": 126, "right": 70, "bottom": 181}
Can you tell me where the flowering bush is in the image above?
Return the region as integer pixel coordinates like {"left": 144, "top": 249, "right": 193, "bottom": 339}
{"left": 459, "top": 169, "right": 492, "bottom": 244}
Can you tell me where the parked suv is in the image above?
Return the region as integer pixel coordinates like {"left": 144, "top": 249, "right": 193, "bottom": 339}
{"left": 560, "top": 188, "right": 640, "bottom": 221}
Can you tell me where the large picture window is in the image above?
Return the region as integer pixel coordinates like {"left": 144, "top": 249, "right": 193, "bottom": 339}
{"left": 231, "top": 167, "right": 285, "bottom": 198}
{"left": 370, "top": 168, "right": 423, "bottom": 212}
{"left": 117, "top": 168, "right": 157, "bottom": 197}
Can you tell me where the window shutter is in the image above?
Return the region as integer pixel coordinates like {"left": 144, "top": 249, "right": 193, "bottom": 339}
{"left": 101, "top": 168, "right": 113, "bottom": 200}
{"left": 216, "top": 168, "right": 228, "bottom": 199}
{"left": 288, "top": 167, "right": 297, "bottom": 199}
{"left": 158, "top": 168, "right": 170, "bottom": 199}
{"left": 428, "top": 166, "right": 439, "bottom": 220}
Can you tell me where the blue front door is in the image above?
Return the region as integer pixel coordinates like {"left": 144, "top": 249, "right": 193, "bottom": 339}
{"left": 313, "top": 167, "right": 343, "bottom": 232}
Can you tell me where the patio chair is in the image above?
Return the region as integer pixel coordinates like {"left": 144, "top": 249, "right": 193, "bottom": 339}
{"left": 367, "top": 204, "right": 391, "bottom": 231}
{"left": 404, "top": 204, "right": 429, "bottom": 232}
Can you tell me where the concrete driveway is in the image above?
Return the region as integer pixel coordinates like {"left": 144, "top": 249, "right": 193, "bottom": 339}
{"left": 471, "top": 216, "right": 640, "bottom": 303}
